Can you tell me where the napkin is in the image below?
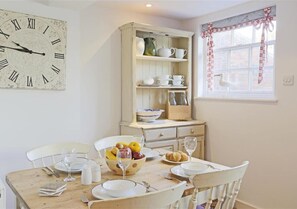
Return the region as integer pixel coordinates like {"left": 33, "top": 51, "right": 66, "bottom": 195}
{"left": 39, "top": 181, "right": 67, "bottom": 197}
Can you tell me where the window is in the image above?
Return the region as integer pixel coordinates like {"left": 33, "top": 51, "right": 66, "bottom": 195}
{"left": 200, "top": 6, "right": 276, "bottom": 100}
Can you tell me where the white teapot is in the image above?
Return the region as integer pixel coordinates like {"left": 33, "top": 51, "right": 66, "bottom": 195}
{"left": 157, "top": 47, "right": 176, "bottom": 58}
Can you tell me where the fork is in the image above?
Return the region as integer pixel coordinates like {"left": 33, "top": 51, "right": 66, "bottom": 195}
{"left": 42, "top": 168, "right": 53, "bottom": 176}
{"left": 142, "top": 181, "right": 157, "bottom": 192}
{"left": 80, "top": 194, "right": 89, "bottom": 204}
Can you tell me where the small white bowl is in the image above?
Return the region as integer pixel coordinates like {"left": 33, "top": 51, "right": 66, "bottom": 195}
{"left": 102, "top": 179, "right": 137, "bottom": 197}
{"left": 137, "top": 109, "right": 164, "bottom": 122}
{"left": 180, "top": 162, "right": 209, "bottom": 176}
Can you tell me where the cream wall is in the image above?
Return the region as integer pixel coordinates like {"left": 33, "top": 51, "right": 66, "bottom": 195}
{"left": 80, "top": 5, "right": 182, "bottom": 142}
{"left": 182, "top": 1, "right": 297, "bottom": 209}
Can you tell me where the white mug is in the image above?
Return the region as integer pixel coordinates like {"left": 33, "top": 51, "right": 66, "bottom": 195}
{"left": 175, "top": 49, "right": 187, "bottom": 59}
{"left": 172, "top": 80, "right": 184, "bottom": 86}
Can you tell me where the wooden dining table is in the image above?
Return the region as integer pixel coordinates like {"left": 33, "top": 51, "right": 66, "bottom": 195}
{"left": 6, "top": 153, "right": 229, "bottom": 209}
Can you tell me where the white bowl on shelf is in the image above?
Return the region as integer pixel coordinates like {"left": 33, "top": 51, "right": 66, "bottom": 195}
{"left": 137, "top": 109, "right": 164, "bottom": 122}
{"left": 101, "top": 179, "right": 137, "bottom": 197}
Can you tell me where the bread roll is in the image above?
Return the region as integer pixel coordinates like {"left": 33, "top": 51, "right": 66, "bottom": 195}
{"left": 172, "top": 152, "right": 181, "bottom": 162}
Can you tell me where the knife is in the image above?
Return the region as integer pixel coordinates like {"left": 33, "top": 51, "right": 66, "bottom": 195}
{"left": 46, "top": 166, "right": 60, "bottom": 178}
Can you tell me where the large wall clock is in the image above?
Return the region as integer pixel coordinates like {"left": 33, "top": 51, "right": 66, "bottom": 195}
{"left": 0, "top": 9, "right": 67, "bottom": 90}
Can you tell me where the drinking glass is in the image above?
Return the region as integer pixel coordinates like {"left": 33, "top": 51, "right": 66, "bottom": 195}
{"left": 133, "top": 135, "right": 145, "bottom": 149}
{"left": 116, "top": 148, "right": 132, "bottom": 179}
{"left": 184, "top": 137, "right": 197, "bottom": 162}
{"left": 62, "top": 149, "right": 77, "bottom": 182}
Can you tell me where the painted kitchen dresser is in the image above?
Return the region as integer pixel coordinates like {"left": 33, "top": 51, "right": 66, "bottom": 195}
{"left": 119, "top": 22, "right": 205, "bottom": 159}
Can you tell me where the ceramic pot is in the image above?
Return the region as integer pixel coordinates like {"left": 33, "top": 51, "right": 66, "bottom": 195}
{"left": 157, "top": 47, "right": 176, "bottom": 58}
{"left": 144, "top": 37, "right": 156, "bottom": 56}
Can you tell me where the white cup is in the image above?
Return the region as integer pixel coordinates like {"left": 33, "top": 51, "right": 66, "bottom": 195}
{"left": 175, "top": 49, "right": 187, "bottom": 59}
{"left": 173, "top": 75, "right": 184, "bottom": 80}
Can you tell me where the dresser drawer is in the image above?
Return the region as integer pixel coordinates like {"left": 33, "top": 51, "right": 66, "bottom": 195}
{"left": 177, "top": 125, "right": 204, "bottom": 137}
{"left": 144, "top": 128, "right": 176, "bottom": 142}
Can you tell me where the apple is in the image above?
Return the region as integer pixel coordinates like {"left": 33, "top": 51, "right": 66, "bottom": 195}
{"left": 129, "top": 141, "right": 141, "bottom": 153}
{"left": 132, "top": 151, "right": 144, "bottom": 160}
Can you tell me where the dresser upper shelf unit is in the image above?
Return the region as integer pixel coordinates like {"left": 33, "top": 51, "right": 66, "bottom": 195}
{"left": 136, "top": 55, "right": 188, "bottom": 62}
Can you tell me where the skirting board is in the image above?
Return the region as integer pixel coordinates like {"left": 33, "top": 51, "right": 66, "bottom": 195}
{"left": 235, "top": 199, "right": 263, "bottom": 209}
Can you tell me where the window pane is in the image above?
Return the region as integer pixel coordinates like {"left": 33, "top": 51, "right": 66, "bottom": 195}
{"left": 251, "top": 47, "right": 260, "bottom": 67}
{"left": 213, "top": 31, "right": 231, "bottom": 48}
{"left": 229, "top": 70, "right": 249, "bottom": 91}
{"left": 230, "top": 48, "right": 249, "bottom": 69}
{"left": 252, "top": 68, "right": 273, "bottom": 92}
{"left": 266, "top": 45, "right": 274, "bottom": 66}
{"left": 267, "top": 21, "right": 276, "bottom": 41}
{"left": 233, "top": 26, "right": 253, "bottom": 45}
{"left": 213, "top": 51, "right": 228, "bottom": 70}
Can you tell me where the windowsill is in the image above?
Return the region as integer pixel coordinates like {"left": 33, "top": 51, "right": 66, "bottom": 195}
{"left": 195, "top": 96, "right": 278, "bottom": 104}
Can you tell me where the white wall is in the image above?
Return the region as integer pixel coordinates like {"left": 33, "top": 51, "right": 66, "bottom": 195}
{"left": 80, "top": 6, "right": 182, "bottom": 142}
{"left": 0, "top": 2, "right": 182, "bottom": 208}
{"left": 182, "top": 1, "right": 297, "bottom": 208}
{"left": 0, "top": 1, "right": 81, "bottom": 208}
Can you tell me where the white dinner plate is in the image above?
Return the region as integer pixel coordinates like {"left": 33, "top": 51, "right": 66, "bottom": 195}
{"left": 170, "top": 165, "right": 212, "bottom": 179}
{"left": 161, "top": 155, "right": 189, "bottom": 164}
{"left": 142, "top": 148, "right": 160, "bottom": 159}
{"left": 54, "top": 157, "right": 89, "bottom": 173}
{"left": 92, "top": 182, "right": 147, "bottom": 200}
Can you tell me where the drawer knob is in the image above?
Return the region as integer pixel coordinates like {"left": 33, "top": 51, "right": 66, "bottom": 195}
{"left": 159, "top": 133, "right": 164, "bottom": 137}
{"left": 191, "top": 129, "right": 195, "bottom": 134}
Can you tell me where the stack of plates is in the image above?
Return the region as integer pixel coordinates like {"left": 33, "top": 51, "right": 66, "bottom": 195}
{"left": 39, "top": 181, "right": 67, "bottom": 197}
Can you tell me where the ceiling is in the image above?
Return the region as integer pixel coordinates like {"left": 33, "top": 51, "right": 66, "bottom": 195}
{"left": 30, "top": 0, "right": 251, "bottom": 20}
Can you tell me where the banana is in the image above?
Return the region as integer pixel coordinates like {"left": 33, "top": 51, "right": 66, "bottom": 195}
{"left": 105, "top": 149, "right": 116, "bottom": 160}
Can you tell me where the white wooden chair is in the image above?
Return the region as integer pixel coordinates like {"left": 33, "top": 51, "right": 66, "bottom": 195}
{"left": 188, "top": 161, "right": 249, "bottom": 209}
{"left": 94, "top": 135, "right": 143, "bottom": 158}
{"left": 88, "top": 181, "right": 187, "bottom": 209}
{"left": 26, "top": 142, "right": 91, "bottom": 168}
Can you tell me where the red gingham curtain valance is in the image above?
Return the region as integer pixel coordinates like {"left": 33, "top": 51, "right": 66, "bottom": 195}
{"left": 201, "top": 6, "right": 276, "bottom": 90}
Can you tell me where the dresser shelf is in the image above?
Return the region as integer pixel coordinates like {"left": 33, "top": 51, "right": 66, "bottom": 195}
{"left": 136, "top": 55, "right": 187, "bottom": 62}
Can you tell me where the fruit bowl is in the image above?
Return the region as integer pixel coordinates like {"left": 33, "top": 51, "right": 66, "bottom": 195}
{"left": 105, "top": 156, "right": 146, "bottom": 176}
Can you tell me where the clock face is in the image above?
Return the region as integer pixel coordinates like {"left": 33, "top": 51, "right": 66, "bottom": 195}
{"left": 0, "top": 9, "right": 67, "bottom": 90}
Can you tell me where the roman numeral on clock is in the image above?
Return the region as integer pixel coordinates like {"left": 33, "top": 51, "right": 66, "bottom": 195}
{"left": 0, "top": 29, "right": 9, "bottom": 39}
{"left": 51, "top": 65, "right": 60, "bottom": 74}
{"left": 9, "top": 70, "right": 19, "bottom": 82}
{"left": 27, "top": 18, "right": 35, "bottom": 29}
{"left": 54, "top": 53, "right": 64, "bottom": 59}
{"left": 27, "top": 76, "right": 33, "bottom": 87}
{"left": 11, "top": 19, "right": 21, "bottom": 31}
{"left": 0, "top": 59, "right": 8, "bottom": 70}
{"left": 43, "top": 26, "right": 49, "bottom": 34}
{"left": 51, "top": 39, "right": 61, "bottom": 45}
{"left": 42, "top": 74, "right": 49, "bottom": 84}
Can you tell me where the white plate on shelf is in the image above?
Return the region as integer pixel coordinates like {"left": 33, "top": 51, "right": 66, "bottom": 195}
{"left": 170, "top": 165, "right": 212, "bottom": 179}
{"left": 161, "top": 155, "right": 189, "bottom": 164}
{"left": 54, "top": 157, "right": 89, "bottom": 173}
{"left": 92, "top": 183, "right": 147, "bottom": 200}
{"left": 142, "top": 148, "right": 159, "bottom": 159}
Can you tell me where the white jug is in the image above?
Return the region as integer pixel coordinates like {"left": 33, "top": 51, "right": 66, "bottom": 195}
{"left": 136, "top": 37, "right": 145, "bottom": 56}
{"left": 157, "top": 47, "right": 175, "bottom": 58}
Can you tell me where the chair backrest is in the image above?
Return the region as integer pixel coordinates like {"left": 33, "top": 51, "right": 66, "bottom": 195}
{"left": 94, "top": 135, "right": 142, "bottom": 158}
{"left": 27, "top": 142, "right": 91, "bottom": 168}
{"left": 88, "top": 181, "right": 187, "bottom": 209}
{"left": 188, "top": 161, "right": 249, "bottom": 209}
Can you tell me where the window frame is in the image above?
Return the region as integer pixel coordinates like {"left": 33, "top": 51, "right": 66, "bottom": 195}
{"left": 200, "top": 23, "right": 277, "bottom": 101}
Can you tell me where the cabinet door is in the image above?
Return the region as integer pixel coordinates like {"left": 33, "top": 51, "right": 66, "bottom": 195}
{"left": 145, "top": 139, "right": 178, "bottom": 152}
{"left": 178, "top": 136, "right": 204, "bottom": 159}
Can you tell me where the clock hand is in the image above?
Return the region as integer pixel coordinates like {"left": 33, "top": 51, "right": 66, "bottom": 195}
{"left": 12, "top": 41, "right": 31, "bottom": 52}
{"left": 0, "top": 45, "right": 32, "bottom": 53}
{"left": 0, "top": 45, "right": 45, "bottom": 56}
{"left": 12, "top": 42, "right": 45, "bottom": 56}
